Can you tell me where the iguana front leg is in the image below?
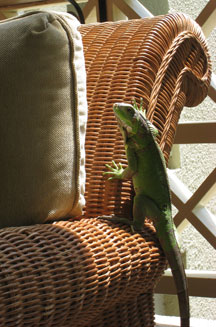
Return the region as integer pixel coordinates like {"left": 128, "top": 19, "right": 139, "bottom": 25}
{"left": 99, "top": 147, "right": 137, "bottom": 227}
{"left": 104, "top": 146, "right": 137, "bottom": 180}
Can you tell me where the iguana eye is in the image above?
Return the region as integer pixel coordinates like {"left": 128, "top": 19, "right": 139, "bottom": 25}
{"left": 126, "top": 107, "right": 134, "bottom": 116}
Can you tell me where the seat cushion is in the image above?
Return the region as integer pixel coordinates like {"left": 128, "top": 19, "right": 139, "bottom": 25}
{"left": 0, "top": 11, "right": 87, "bottom": 228}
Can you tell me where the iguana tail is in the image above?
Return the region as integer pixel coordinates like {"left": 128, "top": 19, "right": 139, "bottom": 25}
{"left": 158, "top": 234, "right": 190, "bottom": 327}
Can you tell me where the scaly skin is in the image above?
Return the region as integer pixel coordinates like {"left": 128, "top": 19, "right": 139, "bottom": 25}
{"left": 102, "top": 100, "right": 189, "bottom": 327}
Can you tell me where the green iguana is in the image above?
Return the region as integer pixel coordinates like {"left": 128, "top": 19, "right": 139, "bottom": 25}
{"left": 100, "top": 100, "right": 189, "bottom": 327}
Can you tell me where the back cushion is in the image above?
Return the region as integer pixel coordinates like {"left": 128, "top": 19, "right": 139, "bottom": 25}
{"left": 0, "top": 11, "right": 87, "bottom": 228}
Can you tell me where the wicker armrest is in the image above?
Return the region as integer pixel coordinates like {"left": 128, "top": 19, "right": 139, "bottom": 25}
{"left": 0, "top": 14, "right": 211, "bottom": 327}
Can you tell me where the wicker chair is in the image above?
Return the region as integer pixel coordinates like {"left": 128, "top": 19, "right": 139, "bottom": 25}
{"left": 0, "top": 13, "right": 211, "bottom": 327}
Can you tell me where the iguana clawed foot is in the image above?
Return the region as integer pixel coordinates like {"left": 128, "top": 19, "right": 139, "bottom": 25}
{"left": 103, "top": 160, "right": 124, "bottom": 180}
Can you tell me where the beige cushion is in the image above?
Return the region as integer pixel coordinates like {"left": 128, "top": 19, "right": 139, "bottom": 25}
{"left": 0, "top": 11, "right": 87, "bottom": 228}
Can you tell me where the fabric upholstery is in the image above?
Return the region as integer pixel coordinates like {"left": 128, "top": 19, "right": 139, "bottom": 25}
{"left": 0, "top": 11, "right": 87, "bottom": 228}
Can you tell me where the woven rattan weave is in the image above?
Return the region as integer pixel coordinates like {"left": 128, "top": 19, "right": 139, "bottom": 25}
{"left": 80, "top": 13, "right": 211, "bottom": 222}
{"left": 0, "top": 13, "right": 211, "bottom": 327}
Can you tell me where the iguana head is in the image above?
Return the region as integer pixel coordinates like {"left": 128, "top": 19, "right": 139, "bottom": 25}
{"left": 113, "top": 103, "right": 140, "bottom": 135}
{"left": 113, "top": 102, "right": 158, "bottom": 140}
